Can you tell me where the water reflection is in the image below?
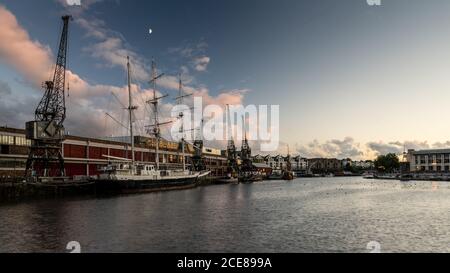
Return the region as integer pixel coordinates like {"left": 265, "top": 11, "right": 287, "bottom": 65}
{"left": 0, "top": 177, "right": 449, "bottom": 253}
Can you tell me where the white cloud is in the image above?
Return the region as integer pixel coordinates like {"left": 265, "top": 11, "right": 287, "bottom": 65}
{"left": 76, "top": 17, "right": 150, "bottom": 82}
{"left": 0, "top": 5, "right": 247, "bottom": 139}
{"left": 169, "top": 39, "right": 211, "bottom": 73}
{"left": 193, "top": 56, "right": 211, "bottom": 72}
{"left": 296, "top": 137, "right": 364, "bottom": 159}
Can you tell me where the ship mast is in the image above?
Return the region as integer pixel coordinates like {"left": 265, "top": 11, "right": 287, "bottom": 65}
{"left": 127, "top": 56, "right": 137, "bottom": 168}
{"left": 286, "top": 144, "right": 291, "bottom": 172}
{"left": 147, "top": 59, "right": 168, "bottom": 170}
{"left": 175, "top": 74, "right": 193, "bottom": 172}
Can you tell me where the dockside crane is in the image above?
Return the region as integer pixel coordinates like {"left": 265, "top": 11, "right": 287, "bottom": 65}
{"left": 226, "top": 105, "right": 238, "bottom": 177}
{"left": 191, "top": 118, "right": 207, "bottom": 172}
{"left": 239, "top": 116, "right": 254, "bottom": 173}
{"left": 25, "top": 15, "right": 72, "bottom": 179}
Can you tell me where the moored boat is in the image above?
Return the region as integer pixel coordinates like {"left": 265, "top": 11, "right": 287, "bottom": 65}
{"left": 94, "top": 57, "right": 211, "bottom": 194}
{"left": 95, "top": 162, "right": 210, "bottom": 193}
{"left": 239, "top": 171, "right": 264, "bottom": 183}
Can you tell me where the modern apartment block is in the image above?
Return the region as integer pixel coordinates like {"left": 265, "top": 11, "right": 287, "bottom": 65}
{"left": 408, "top": 149, "right": 450, "bottom": 172}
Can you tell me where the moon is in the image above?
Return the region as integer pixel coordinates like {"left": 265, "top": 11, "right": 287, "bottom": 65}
{"left": 149, "top": 28, "right": 153, "bottom": 34}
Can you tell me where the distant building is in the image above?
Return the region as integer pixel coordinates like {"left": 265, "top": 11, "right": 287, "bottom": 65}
{"left": 407, "top": 149, "right": 450, "bottom": 173}
{"left": 253, "top": 163, "right": 272, "bottom": 177}
{"left": 308, "top": 158, "right": 342, "bottom": 173}
{"left": 252, "top": 154, "right": 266, "bottom": 164}
{"left": 292, "top": 156, "right": 308, "bottom": 171}
{"left": 265, "top": 155, "right": 285, "bottom": 170}
{"left": 352, "top": 160, "right": 375, "bottom": 169}
{"left": 252, "top": 155, "right": 307, "bottom": 173}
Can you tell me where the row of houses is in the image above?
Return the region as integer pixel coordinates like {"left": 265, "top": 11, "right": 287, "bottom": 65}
{"left": 252, "top": 155, "right": 375, "bottom": 174}
{"left": 256, "top": 148, "right": 450, "bottom": 174}
{"left": 250, "top": 148, "right": 450, "bottom": 174}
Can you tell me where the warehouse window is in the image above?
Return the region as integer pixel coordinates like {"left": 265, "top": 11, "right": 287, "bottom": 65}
{"left": 0, "top": 135, "right": 14, "bottom": 145}
{"left": 15, "top": 136, "right": 30, "bottom": 146}
{"left": 1, "top": 145, "right": 9, "bottom": 154}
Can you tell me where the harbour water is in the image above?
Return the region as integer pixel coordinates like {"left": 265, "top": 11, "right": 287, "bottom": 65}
{"left": 0, "top": 177, "right": 449, "bottom": 253}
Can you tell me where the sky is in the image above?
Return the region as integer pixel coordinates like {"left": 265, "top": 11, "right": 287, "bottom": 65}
{"left": 1, "top": 0, "right": 450, "bottom": 160}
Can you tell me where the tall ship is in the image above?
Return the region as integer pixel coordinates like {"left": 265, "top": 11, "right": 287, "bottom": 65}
{"left": 94, "top": 57, "right": 210, "bottom": 194}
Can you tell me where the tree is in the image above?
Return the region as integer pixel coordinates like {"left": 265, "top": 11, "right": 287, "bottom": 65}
{"left": 374, "top": 153, "right": 400, "bottom": 172}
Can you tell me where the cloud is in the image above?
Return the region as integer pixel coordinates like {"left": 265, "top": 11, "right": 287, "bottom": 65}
{"left": 75, "top": 17, "right": 239, "bottom": 108}
{"left": 0, "top": 5, "right": 149, "bottom": 137}
{"left": 168, "top": 39, "right": 208, "bottom": 58}
{"left": 0, "top": 6, "right": 53, "bottom": 85}
{"left": 294, "top": 139, "right": 450, "bottom": 160}
{"left": 169, "top": 39, "right": 211, "bottom": 73}
{"left": 193, "top": 56, "right": 211, "bottom": 72}
{"left": 0, "top": 80, "right": 12, "bottom": 95}
{"left": 366, "top": 142, "right": 403, "bottom": 156}
{"left": 0, "top": 5, "right": 247, "bottom": 140}
{"left": 76, "top": 17, "right": 150, "bottom": 82}
{"left": 56, "top": 0, "right": 106, "bottom": 15}
{"left": 0, "top": 83, "right": 36, "bottom": 127}
{"left": 366, "top": 140, "right": 431, "bottom": 156}
{"left": 432, "top": 141, "right": 450, "bottom": 148}
{"left": 296, "top": 137, "right": 364, "bottom": 159}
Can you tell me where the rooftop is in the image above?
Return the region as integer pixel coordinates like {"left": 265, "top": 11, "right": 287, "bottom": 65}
{"left": 409, "top": 149, "right": 450, "bottom": 155}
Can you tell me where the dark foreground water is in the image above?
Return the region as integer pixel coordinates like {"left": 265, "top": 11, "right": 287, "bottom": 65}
{"left": 0, "top": 177, "right": 449, "bottom": 253}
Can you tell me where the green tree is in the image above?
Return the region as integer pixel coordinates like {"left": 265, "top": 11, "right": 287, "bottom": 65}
{"left": 374, "top": 153, "right": 400, "bottom": 172}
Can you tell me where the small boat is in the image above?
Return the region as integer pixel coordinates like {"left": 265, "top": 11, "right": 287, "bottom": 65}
{"left": 281, "top": 145, "right": 294, "bottom": 181}
{"left": 399, "top": 174, "right": 413, "bottom": 182}
{"left": 267, "top": 170, "right": 283, "bottom": 180}
{"left": 215, "top": 174, "right": 239, "bottom": 184}
{"left": 282, "top": 171, "right": 295, "bottom": 181}
{"left": 239, "top": 171, "right": 264, "bottom": 183}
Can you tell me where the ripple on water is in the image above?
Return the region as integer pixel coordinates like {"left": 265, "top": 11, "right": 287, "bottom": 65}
{"left": 0, "top": 177, "right": 449, "bottom": 253}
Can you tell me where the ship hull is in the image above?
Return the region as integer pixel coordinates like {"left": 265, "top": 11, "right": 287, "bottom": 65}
{"left": 215, "top": 177, "right": 239, "bottom": 185}
{"left": 94, "top": 171, "right": 211, "bottom": 194}
{"left": 238, "top": 174, "right": 264, "bottom": 183}
{"left": 95, "top": 176, "right": 199, "bottom": 194}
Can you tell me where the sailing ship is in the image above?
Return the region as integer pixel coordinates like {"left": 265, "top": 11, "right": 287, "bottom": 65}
{"left": 95, "top": 57, "right": 209, "bottom": 194}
